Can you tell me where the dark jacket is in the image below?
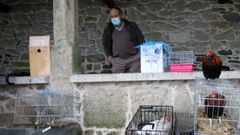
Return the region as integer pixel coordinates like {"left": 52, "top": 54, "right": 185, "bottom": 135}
{"left": 102, "top": 19, "right": 145, "bottom": 57}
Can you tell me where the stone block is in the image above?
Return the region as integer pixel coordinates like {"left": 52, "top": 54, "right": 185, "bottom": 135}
{"left": 31, "top": 24, "right": 49, "bottom": 34}
{"left": 186, "top": 1, "right": 207, "bottom": 11}
{"left": 192, "top": 21, "right": 209, "bottom": 29}
{"left": 127, "top": 9, "right": 141, "bottom": 22}
{"left": 85, "top": 7, "right": 102, "bottom": 16}
{"left": 200, "top": 11, "right": 221, "bottom": 21}
{"left": 223, "top": 12, "right": 240, "bottom": 22}
{"left": 78, "top": 1, "right": 91, "bottom": 9}
{"left": 86, "top": 64, "right": 92, "bottom": 71}
{"left": 139, "top": 13, "right": 161, "bottom": 22}
{"left": 210, "top": 21, "right": 231, "bottom": 29}
{"left": 214, "top": 30, "right": 235, "bottom": 41}
{"left": 229, "top": 41, "right": 240, "bottom": 49}
{"left": 152, "top": 22, "right": 177, "bottom": 31}
{"left": 172, "top": 1, "right": 186, "bottom": 11}
{"left": 88, "top": 30, "right": 102, "bottom": 40}
{"left": 93, "top": 64, "right": 101, "bottom": 71}
{"left": 82, "top": 83, "right": 127, "bottom": 128}
{"left": 30, "top": 11, "right": 53, "bottom": 23}
{"left": 193, "top": 30, "right": 210, "bottom": 41}
{"left": 169, "top": 32, "right": 191, "bottom": 43}
{"left": 211, "top": 42, "right": 222, "bottom": 50}
{"left": 175, "top": 12, "right": 199, "bottom": 20}
{"left": 84, "top": 23, "right": 97, "bottom": 30}
{"left": 86, "top": 54, "right": 105, "bottom": 62}
{"left": 146, "top": 2, "right": 163, "bottom": 12}
{"left": 191, "top": 42, "right": 209, "bottom": 54}
{"left": 135, "top": 5, "right": 148, "bottom": 15}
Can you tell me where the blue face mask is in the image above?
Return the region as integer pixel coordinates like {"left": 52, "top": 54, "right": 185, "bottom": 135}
{"left": 111, "top": 17, "right": 121, "bottom": 26}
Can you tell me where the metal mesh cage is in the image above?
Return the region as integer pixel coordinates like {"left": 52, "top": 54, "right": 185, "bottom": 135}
{"left": 170, "top": 51, "right": 194, "bottom": 64}
{"left": 194, "top": 79, "right": 240, "bottom": 135}
{"left": 125, "top": 105, "right": 174, "bottom": 135}
{"left": 13, "top": 89, "right": 80, "bottom": 127}
{"left": 174, "top": 111, "right": 194, "bottom": 135}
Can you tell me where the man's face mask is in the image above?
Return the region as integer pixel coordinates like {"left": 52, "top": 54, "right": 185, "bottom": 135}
{"left": 111, "top": 17, "right": 121, "bottom": 26}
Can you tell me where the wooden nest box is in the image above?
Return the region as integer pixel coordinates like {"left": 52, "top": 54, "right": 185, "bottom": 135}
{"left": 29, "top": 36, "right": 50, "bottom": 76}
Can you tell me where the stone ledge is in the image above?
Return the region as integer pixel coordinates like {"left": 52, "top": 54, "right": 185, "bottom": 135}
{"left": 0, "top": 76, "right": 49, "bottom": 85}
{"left": 71, "top": 71, "right": 240, "bottom": 83}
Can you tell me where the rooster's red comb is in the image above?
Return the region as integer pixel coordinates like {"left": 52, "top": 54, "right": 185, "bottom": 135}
{"left": 207, "top": 50, "right": 214, "bottom": 56}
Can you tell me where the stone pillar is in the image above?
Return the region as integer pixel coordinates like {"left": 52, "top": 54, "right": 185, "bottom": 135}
{"left": 51, "top": 0, "right": 78, "bottom": 92}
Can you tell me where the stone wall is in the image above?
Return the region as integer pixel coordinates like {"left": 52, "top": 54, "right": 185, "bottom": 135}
{"left": 75, "top": 79, "right": 240, "bottom": 134}
{"left": 0, "top": 0, "right": 53, "bottom": 75}
{"left": 78, "top": 0, "right": 240, "bottom": 73}
{"left": 1, "top": 0, "right": 240, "bottom": 74}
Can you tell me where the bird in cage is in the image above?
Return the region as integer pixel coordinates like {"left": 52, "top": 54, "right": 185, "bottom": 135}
{"left": 204, "top": 90, "right": 225, "bottom": 125}
{"left": 136, "top": 114, "right": 172, "bottom": 135}
{"left": 202, "top": 50, "right": 222, "bottom": 80}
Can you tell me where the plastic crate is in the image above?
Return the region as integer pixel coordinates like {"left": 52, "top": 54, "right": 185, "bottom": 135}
{"left": 170, "top": 51, "right": 194, "bottom": 72}
{"left": 125, "top": 105, "right": 174, "bottom": 135}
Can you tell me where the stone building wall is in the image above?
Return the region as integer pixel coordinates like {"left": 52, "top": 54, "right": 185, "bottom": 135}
{"left": 0, "top": 0, "right": 240, "bottom": 74}
{"left": 78, "top": 0, "right": 240, "bottom": 73}
{"left": 75, "top": 79, "right": 240, "bottom": 134}
{"left": 0, "top": 0, "right": 53, "bottom": 75}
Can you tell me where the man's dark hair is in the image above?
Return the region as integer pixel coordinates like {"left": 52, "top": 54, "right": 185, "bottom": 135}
{"left": 110, "top": 7, "right": 122, "bottom": 15}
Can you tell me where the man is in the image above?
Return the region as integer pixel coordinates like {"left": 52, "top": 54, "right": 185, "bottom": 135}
{"left": 102, "top": 7, "right": 145, "bottom": 73}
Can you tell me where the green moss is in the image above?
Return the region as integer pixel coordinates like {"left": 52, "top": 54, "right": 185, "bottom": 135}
{"left": 84, "top": 16, "right": 97, "bottom": 22}
{"left": 11, "top": 61, "right": 29, "bottom": 67}
{"left": 12, "top": 67, "right": 30, "bottom": 74}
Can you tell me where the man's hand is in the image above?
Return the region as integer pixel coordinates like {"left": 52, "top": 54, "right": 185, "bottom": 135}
{"left": 107, "top": 56, "right": 112, "bottom": 64}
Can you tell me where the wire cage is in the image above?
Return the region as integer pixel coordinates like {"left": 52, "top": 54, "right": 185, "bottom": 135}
{"left": 194, "top": 79, "right": 240, "bottom": 135}
{"left": 13, "top": 89, "right": 80, "bottom": 128}
{"left": 169, "top": 51, "right": 194, "bottom": 72}
{"left": 174, "top": 111, "right": 194, "bottom": 135}
{"left": 125, "top": 105, "right": 174, "bottom": 135}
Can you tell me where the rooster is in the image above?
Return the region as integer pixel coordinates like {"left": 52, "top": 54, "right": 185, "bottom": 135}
{"left": 202, "top": 50, "right": 222, "bottom": 80}
{"left": 204, "top": 90, "right": 225, "bottom": 125}
{"left": 136, "top": 114, "right": 172, "bottom": 135}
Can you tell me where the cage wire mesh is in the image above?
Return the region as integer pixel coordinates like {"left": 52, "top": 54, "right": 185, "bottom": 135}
{"left": 174, "top": 111, "right": 194, "bottom": 135}
{"left": 194, "top": 78, "right": 240, "bottom": 135}
{"left": 169, "top": 51, "right": 194, "bottom": 64}
{"left": 13, "top": 88, "right": 80, "bottom": 128}
{"left": 125, "top": 105, "right": 174, "bottom": 135}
